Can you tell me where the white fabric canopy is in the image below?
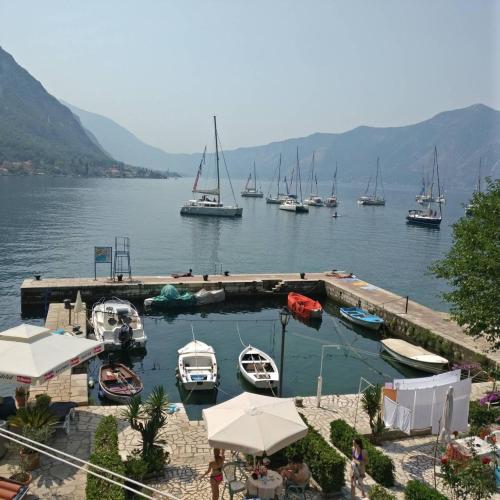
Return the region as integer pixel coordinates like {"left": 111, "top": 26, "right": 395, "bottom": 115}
{"left": 202, "top": 392, "right": 308, "bottom": 456}
{"left": 393, "top": 369, "right": 461, "bottom": 390}
{"left": 0, "top": 324, "right": 104, "bottom": 385}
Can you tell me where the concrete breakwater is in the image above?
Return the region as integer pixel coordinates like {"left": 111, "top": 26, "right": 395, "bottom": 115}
{"left": 21, "top": 272, "right": 499, "bottom": 370}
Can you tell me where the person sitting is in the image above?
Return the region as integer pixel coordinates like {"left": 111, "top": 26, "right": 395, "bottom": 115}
{"left": 279, "top": 454, "right": 310, "bottom": 488}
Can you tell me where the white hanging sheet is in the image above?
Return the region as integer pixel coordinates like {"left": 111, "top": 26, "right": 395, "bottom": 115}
{"left": 393, "top": 369, "right": 461, "bottom": 390}
{"left": 383, "top": 396, "right": 412, "bottom": 435}
{"left": 431, "top": 378, "right": 471, "bottom": 434}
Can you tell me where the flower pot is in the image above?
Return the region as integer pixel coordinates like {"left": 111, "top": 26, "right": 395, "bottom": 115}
{"left": 20, "top": 449, "right": 40, "bottom": 471}
{"left": 9, "top": 471, "right": 32, "bottom": 486}
{"left": 203, "top": 274, "right": 209, "bottom": 281}
{"left": 117, "top": 274, "right": 123, "bottom": 282}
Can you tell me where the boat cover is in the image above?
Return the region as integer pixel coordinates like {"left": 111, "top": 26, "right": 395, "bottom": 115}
{"left": 148, "top": 285, "right": 195, "bottom": 308}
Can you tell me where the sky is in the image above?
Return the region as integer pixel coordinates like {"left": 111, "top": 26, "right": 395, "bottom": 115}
{"left": 0, "top": 0, "right": 499, "bottom": 153}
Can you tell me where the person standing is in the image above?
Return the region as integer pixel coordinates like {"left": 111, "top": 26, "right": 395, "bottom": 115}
{"left": 351, "top": 438, "right": 368, "bottom": 499}
{"left": 202, "top": 448, "right": 225, "bottom": 500}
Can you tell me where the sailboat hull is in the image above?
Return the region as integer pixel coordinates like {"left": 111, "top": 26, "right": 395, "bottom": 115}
{"left": 358, "top": 198, "right": 385, "bottom": 206}
{"left": 180, "top": 205, "right": 243, "bottom": 217}
{"left": 241, "top": 191, "right": 264, "bottom": 198}
{"left": 406, "top": 215, "right": 442, "bottom": 227}
{"left": 266, "top": 197, "right": 283, "bottom": 204}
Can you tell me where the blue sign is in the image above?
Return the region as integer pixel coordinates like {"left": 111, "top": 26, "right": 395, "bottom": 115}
{"left": 95, "top": 246, "right": 112, "bottom": 263}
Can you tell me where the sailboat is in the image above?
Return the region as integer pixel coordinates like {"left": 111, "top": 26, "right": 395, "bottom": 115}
{"left": 358, "top": 158, "right": 386, "bottom": 206}
{"left": 279, "top": 148, "right": 309, "bottom": 213}
{"left": 416, "top": 160, "right": 446, "bottom": 205}
{"left": 266, "top": 154, "right": 288, "bottom": 204}
{"left": 241, "top": 161, "right": 264, "bottom": 198}
{"left": 304, "top": 152, "right": 324, "bottom": 206}
{"left": 180, "top": 116, "right": 243, "bottom": 217}
{"left": 407, "top": 147, "right": 442, "bottom": 227}
{"left": 325, "top": 162, "right": 339, "bottom": 207}
{"left": 465, "top": 158, "right": 482, "bottom": 216}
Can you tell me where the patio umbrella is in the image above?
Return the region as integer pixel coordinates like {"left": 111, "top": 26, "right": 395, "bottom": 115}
{"left": 0, "top": 324, "right": 104, "bottom": 385}
{"left": 439, "top": 385, "right": 454, "bottom": 443}
{"left": 202, "top": 392, "right": 308, "bottom": 456}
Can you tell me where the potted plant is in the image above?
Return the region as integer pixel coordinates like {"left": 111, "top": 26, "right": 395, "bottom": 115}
{"left": 15, "top": 386, "right": 28, "bottom": 408}
{"left": 9, "top": 458, "right": 32, "bottom": 486}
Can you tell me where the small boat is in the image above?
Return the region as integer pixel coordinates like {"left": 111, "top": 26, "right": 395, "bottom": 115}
{"left": 465, "top": 158, "right": 482, "bottom": 216}
{"left": 98, "top": 363, "right": 143, "bottom": 403}
{"left": 0, "top": 475, "right": 29, "bottom": 499}
{"left": 266, "top": 154, "right": 289, "bottom": 204}
{"left": 241, "top": 161, "right": 264, "bottom": 198}
{"left": 339, "top": 307, "right": 384, "bottom": 331}
{"left": 238, "top": 345, "right": 279, "bottom": 389}
{"left": 381, "top": 338, "right": 448, "bottom": 374}
{"left": 324, "top": 162, "right": 339, "bottom": 207}
{"left": 358, "top": 158, "right": 386, "bottom": 206}
{"left": 194, "top": 288, "right": 225, "bottom": 306}
{"left": 287, "top": 292, "right": 322, "bottom": 319}
{"left": 177, "top": 340, "right": 218, "bottom": 391}
{"left": 304, "top": 152, "right": 324, "bottom": 207}
{"left": 180, "top": 118, "right": 243, "bottom": 218}
{"left": 91, "top": 298, "right": 147, "bottom": 349}
{"left": 144, "top": 284, "right": 195, "bottom": 308}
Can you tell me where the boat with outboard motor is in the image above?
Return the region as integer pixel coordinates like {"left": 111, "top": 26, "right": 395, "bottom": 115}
{"left": 177, "top": 340, "right": 218, "bottom": 391}
{"left": 339, "top": 307, "right": 384, "bottom": 331}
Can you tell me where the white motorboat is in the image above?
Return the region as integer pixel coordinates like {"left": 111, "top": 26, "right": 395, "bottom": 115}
{"left": 194, "top": 288, "right": 226, "bottom": 306}
{"left": 180, "top": 118, "right": 243, "bottom": 218}
{"left": 177, "top": 340, "right": 218, "bottom": 391}
{"left": 358, "top": 158, "right": 386, "bottom": 206}
{"left": 91, "top": 298, "right": 147, "bottom": 349}
{"left": 238, "top": 345, "right": 279, "bottom": 389}
{"left": 381, "top": 338, "right": 448, "bottom": 374}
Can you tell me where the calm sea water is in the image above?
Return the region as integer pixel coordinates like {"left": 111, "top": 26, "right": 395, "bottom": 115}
{"left": 0, "top": 176, "right": 471, "bottom": 408}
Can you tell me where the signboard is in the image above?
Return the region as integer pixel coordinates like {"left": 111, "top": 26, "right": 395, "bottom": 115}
{"left": 95, "top": 246, "right": 112, "bottom": 263}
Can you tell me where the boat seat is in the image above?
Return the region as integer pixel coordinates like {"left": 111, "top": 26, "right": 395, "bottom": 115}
{"left": 185, "top": 366, "right": 212, "bottom": 371}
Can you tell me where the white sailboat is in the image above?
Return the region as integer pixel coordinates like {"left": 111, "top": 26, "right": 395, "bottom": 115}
{"left": 279, "top": 148, "right": 309, "bottom": 213}
{"left": 238, "top": 345, "right": 279, "bottom": 389}
{"left": 304, "top": 152, "right": 324, "bottom": 206}
{"left": 358, "top": 158, "right": 386, "bottom": 206}
{"left": 241, "top": 161, "right": 264, "bottom": 198}
{"left": 465, "top": 158, "right": 482, "bottom": 216}
{"left": 324, "top": 162, "right": 339, "bottom": 207}
{"left": 180, "top": 117, "right": 243, "bottom": 217}
{"left": 177, "top": 340, "right": 218, "bottom": 391}
{"left": 266, "top": 154, "right": 288, "bottom": 204}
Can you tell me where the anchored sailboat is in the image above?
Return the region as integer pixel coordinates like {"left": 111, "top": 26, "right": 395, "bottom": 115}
{"left": 304, "top": 152, "right": 323, "bottom": 207}
{"left": 266, "top": 154, "right": 288, "bottom": 204}
{"left": 241, "top": 161, "right": 264, "bottom": 198}
{"left": 465, "top": 158, "right": 482, "bottom": 216}
{"left": 416, "top": 156, "right": 446, "bottom": 205}
{"left": 325, "top": 162, "right": 339, "bottom": 207}
{"left": 358, "top": 158, "right": 386, "bottom": 206}
{"left": 180, "top": 116, "right": 242, "bottom": 218}
{"left": 279, "top": 148, "right": 308, "bottom": 213}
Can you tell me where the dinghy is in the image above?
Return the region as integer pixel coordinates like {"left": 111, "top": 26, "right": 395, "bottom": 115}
{"left": 238, "top": 345, "right": 279, "bottom": 389}
{"left": 287, "top": 293, "right": 323, "bottom": 319}
{"left": 98, "top": 363, "right": 143, "bottom": 403}
{"left": 194, "top": 288, "right": 225, "bottom": 306}
{"left": 339, "top": 307, "right": 384, "bottom": 331}
{"left": 177, "top": 340, "right": 218, "bottom": 391}
{"left": 381, "top": 338, "right": 448, "bottom": 374}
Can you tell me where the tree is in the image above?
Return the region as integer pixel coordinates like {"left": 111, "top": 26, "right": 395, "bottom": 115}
{"left": 361, "top": 384, "right": 384, "bottom": 442}
{"left": 431, "top": 178, "right": 500, "bottom": 348}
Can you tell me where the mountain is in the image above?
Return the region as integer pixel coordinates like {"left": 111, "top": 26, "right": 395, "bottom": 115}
{"left": 70, "top": 101, "right": 500, "bottom": 187}
{"left": 63, "top": 101, "right": 190, "bottom": 174}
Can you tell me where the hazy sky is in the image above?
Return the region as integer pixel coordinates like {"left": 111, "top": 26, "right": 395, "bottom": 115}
{"left": 1, "top": 0, "right": 499, "bottom": 153}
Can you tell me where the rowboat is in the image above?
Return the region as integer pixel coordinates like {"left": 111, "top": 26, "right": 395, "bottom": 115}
{"left": 381, "top": 338, "right": 448, "bottom": 374}
{"left": 287, "top": 292, "right": 323, "bottom": 319}
{"left": 177, "top": 340, "right": 218, "bottom": 391}
{"left": 98, "top": 363, "right": 143, "bottom": 403}
{"left": 339, "top": 307, "right": 384, "bottom": 331}
{"left": 238, "top": 345, "right": 279, "bottom": 389}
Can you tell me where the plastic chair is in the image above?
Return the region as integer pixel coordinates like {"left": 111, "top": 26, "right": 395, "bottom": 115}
{"left": 222, "top": 462, "right": 247, "bottom": 499}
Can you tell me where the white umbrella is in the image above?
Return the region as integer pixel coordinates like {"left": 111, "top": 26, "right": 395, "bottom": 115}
{"left": 439, "top": 385, "right": 454, "bottom": 443}
{"left": 0, "top": 324, "right": 104, "bottom": 385}
{"left": 202, "top": 392, "right": 308, "bottom": 456}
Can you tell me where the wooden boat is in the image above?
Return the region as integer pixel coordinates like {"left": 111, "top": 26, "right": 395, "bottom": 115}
{"left": 381, "top": 338, "right": 448, "bottom": 374}
{"left": 339, "top": 307, "right": 384, "bottom": 331}
{"left": 238, "top": 345, "right": 279, "bottom": 389}
{"left": 177, "top": 340, "right": 218, "bottom": 391}
{"left": 98, "top": 363, "right": 143, "bottom": 403}
{"left": 287, "top": 292, "right": 322, "bottom": 319}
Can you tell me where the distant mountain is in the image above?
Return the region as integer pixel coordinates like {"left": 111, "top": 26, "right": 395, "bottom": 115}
{"left": 70, "top": 101, "right": 500, "bottom": 187}
{"left": 63, "top": 101, "right": 189, "bottom": 174}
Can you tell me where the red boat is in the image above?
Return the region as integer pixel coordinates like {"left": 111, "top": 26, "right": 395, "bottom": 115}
{"left": 287, "top": 293, "right": 323, "bottom": 320}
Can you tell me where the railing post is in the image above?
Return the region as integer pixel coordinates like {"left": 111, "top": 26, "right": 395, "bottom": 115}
{"left": 405, "top": 295, "right": 409, "bottom": 314}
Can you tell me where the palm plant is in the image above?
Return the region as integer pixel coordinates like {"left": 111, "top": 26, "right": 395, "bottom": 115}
{"left": 122, "top": 385, "right": 170, "bottom": 474}
{"left": 361, "top": 384, "right": 383, "bottom": 441}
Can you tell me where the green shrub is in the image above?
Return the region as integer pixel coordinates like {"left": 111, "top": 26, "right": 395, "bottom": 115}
{"left": 86, "top": 416, "right": 125, "bottom": 500}
{"left": 369, "top": 484, "right": 397, "bottom": 500}
{"left": 469, "top": 401, "right": 500, "bottom": 433}
{"left": 404, "top": 480, "right": 447, "bottom": 499}
{"left": 272, "top": 416, "right": 346, "bottom": 493}
{"left": 330, "top": 419, "right": 395, "bottom": 487}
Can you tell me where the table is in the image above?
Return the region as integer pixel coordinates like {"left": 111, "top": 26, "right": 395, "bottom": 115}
{"left": 455, "top": 436, "right": 499, "bottom": 459}
{"left": 246, "top": 470, "right": 283, "bottom": 500}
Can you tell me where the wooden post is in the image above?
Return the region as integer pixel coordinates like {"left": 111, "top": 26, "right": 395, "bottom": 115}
{"left": 405, "top": 296, "right": 409, "bottom": 314}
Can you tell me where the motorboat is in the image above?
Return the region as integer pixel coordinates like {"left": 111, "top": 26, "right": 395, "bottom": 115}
{"left": 287, "top": 292, "right": 322, "bottom": 319}
{"left": 279, "top": 198, "right": 309, "bottom": 213}
{"left": 91, "top": 298, "right": 147, "bottom": 349}
{"left": 381, "top": 338, "right": 448, "bottom": 374}
{"left": 194, "top": 288, "right": 226, "bottom": 306}
{"left": 238, "top": 345, "right": 279, "bottom": 389}
{"left": 98, "top": 362, "right": 143, "bottom": 403}
{"left": 144, "top": 284, "right": 195, "bottom": 308}
{"left": 358, "top": 158, "right": 386, "bottom": 206}
{"left": 177, "top": 340, "right": 218, "bottom": 391}
{"left": 339, "top": 307, "right": 384, "bottom": 331}
{"left": 406, "top": 208, "right": 442, "bottom": 227}
{"left": 241, "top": 161, "right": 264, "bottom": 198}
{"left": 180, "top": 118, "right": 243, "bottom": 218}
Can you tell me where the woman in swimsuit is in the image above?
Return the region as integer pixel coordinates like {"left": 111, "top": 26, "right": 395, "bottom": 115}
{"left": 351, "top": 438, "right": 368, "bottom": 499}
{"left": 202, "top": 448, "right": 225, "bottom": 500}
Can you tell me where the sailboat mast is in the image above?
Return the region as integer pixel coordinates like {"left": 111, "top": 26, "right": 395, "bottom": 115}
{"left": 374, "top": 158, "right": 379, "bottom": 197}
{"left": 297, "top": 147, "right": 303, "bottom": 201}
{"left": 310, "top": 152, "right": 315, "bottom": 195}
{"left": 435, "top": 146, "right": 442, "bottom": 216}
{"left": 332, "top": 162, "right": 337, "bottom": 197}
{"left": 213, "top": 116, "right": 221, "bottom": 204}
{"left": 277, "top": 154, "right": 281, "bottom": 196}
{"left": 254, "top": 161, "right": 257, "bottom": 190}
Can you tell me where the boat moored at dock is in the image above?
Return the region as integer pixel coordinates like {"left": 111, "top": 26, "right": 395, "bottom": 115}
{"left": 177, "top": 340, "right": 218, "bottom": 391}
{"left": 339, "top": 307, "right": 384, "bottom": 331}
{"left": 98, "top": 362, "right": 144, "bottom": 403}
{"left": 238, "top": 345, "right": 279, "bottom": 389}
{"left": 288, "top": 292, "right": 322, "bottom": 319}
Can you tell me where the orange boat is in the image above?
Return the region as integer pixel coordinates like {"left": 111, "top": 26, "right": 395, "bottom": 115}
{"left": 287, "top": 293, "right": 323, "bottom": 320}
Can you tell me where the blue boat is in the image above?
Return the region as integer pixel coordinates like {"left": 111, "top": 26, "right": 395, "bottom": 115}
{"left": 339, "top": 307, "right": 384, "bottom": 331}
